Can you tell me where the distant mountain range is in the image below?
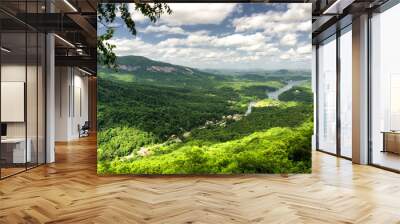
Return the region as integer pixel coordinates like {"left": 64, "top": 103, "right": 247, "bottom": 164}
{"left": 98, "top": 55, "right": 228, "bottom": 88}
{"left": 101, "top": 55, "right": 220, "bottom": 78}
{"left": 116, "top": 56, "right": 198, "bottom": 75}
{"left": 202, "top": 68, "right": 310, "bottom": 77}
{"left": 98, "top": 55, "right": 311, "bottom": 86}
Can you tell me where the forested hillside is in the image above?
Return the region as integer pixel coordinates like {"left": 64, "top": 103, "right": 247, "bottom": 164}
{"left": 97, "top": 55, "right": 313, "bottom": 174}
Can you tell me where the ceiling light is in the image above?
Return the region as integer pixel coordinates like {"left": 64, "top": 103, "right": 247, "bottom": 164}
{"left": 76, "top": 48, "right": 85, "bottom": 55}
{"left": 54, "top": 34, "right": 75, "bottom": 48}
{"left": 323, "top": 0, "right": 355, "bottom": 15}
{"left": 63, "top": 0, "right": 78, "bottom": 12}
{"left": 78, "top": 67, "right": 93, "bottom": 76}
{"left": 1, "top": 47, "right": 11, "bottom": 53}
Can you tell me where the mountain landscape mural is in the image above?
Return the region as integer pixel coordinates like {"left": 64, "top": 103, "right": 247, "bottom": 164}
{"left": 97, "top": 3, "right": 313, "bottom": 174}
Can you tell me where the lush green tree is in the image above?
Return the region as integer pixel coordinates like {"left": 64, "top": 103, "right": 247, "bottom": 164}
{"left": 97, "top": 3, "right": 171, "bottom": 68}
{"left": 278, "top": 86, "right": 313, "bottom": 103}
{"left": 98, "top": 121, "right": 313, "bottom": 174}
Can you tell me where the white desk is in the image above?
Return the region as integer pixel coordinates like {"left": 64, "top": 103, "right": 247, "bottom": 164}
{"left": 1, "top": 138, "right": 31, "bottom": 163}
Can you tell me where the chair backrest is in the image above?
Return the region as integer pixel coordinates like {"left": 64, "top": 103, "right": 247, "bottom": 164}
{"left": 82, "top": 121, "right": 90, "bottom": 129}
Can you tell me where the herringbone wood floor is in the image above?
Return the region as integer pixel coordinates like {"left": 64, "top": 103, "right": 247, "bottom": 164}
{"left": 1, "top": 135, "right": 400, "bottom": 224}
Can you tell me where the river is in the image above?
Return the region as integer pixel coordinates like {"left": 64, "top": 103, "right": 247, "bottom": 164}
{"left": 245, "top": 80, "right": 307, "bottom": 116}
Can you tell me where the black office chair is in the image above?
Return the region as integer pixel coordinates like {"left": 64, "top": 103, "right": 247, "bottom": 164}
{"left": 79, "top": 121, "right": 90, "bottom": 138}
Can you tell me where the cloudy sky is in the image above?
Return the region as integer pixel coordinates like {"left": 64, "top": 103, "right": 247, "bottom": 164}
{"left": 99, "top": 3, "right": 312, "bottom": 70}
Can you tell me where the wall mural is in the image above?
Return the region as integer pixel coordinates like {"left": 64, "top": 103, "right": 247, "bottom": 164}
{"left": 97, "top": 3, "right": 313, "bottom": 174}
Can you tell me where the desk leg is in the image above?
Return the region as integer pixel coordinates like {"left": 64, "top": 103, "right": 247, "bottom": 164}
{"left": 382, "top": 133, "right": 386, "bottom": 153}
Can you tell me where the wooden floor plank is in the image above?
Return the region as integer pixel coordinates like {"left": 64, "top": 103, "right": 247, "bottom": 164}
{"left": 0, "top": 135, "right": 400, "bottom": 223}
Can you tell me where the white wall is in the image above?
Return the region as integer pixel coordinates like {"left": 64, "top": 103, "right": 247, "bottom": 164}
{"left": 1, "top": 65, "right": 26, "bottom": 139}
{"left": 1, "top": 82, "right": 25, "bottom": 122}
{"left": 55, "top": 67, "right": 89, "bottom": 141}
{"left": 1, "top": 65, "right": 41, "bottom": 137}
{"left": 72, "top": 72, "right": 89, "bottom": 138}
{"left": 1, "top": 63, "right": 46, "bottom": 164}
{"left": 1, "top": 65, "right": 25, "bottom": 81}
{"left": 55, "top": 67, "right": 70, "bottom": 141}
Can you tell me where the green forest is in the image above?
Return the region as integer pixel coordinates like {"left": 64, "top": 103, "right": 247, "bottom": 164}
{"left": 97, "top": 55, "right": 313, "bottom": 174}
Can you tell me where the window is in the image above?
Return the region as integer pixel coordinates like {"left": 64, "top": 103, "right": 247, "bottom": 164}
{"left": 370, "top": 3, "right": 400, "bottom": 171}
{"left": 0, "top": 1, "right": 46, "bottom": 179}
{"left": 339, "top": 27, "right": 352, "bottom": 158}
{"left": 317, "top": 36, "right": 337, "bottom": 154}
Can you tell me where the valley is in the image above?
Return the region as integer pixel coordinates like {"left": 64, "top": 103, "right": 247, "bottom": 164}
{"left": 97, "top": 56, "right": 313, "bottom": 174}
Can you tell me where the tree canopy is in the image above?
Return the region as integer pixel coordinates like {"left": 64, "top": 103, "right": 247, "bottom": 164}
{"left": 97, "top": 3, "right": 171, "bottom": 68}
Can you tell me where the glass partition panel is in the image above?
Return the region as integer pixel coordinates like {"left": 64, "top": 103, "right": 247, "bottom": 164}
{"left": 27, "top": 31, "right": 38, "bottom": 169}
{"left": 0, "top": 0, "right": 47, "bottom": 179}
{"left": 1, "top": 31, "right": 27, "bottom": 177}
{"left": 317, "top": 36, "right": 337, "bottom": 154}
{"left": 38, "top": 32, "right": 45, "bottom": 165}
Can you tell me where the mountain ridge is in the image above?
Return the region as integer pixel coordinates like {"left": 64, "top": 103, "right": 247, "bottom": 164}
{"left": 98, "top": 55, "right": 228, "bottom": 88}
{"left": 98, "top": 55, "right": 310, "bottom": 87}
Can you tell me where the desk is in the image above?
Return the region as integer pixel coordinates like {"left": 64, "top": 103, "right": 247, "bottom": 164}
{"left": 382, "top": 131, "right": 400, "bottom": 154}
{"left": 1, "top": 138, "right": 31, "bottom": 164}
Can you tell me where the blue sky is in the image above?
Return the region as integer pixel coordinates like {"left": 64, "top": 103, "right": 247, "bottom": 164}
{"left": 99, "top": 3, "right": 311, "bottom": 70}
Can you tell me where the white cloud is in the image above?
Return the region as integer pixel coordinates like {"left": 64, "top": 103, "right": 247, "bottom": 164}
{"left": 255, "top": 47, "right": 280, "bottom": 56}
{"left": 297, "top": 21, "right": 312, "bottom": 32}
{"left": 108, "top": 3, "right": 312, "bottom": 70}
{"left": 108, "top": 36, "right": 261, "bottom": 68}
{"left": 128, "top": 5, "right": 147, "bottom": 22}
{"left": 280, "top": 48, "right": 296, "bottom": 60}
{"left": 262, "top": 21, "right": 311, "bottom": 34}
{"left": 107, "top": 38, "right": 154, "bottom": 57}
{"left": 212, "top": 33, "right": 266, "bottom": 48}
{"left": 130, "top": 3, "right": 237, "bottom": 26}
{"left": 162, "top": 4, "right": 237, "bottom": 25}
{"left": 157, "top": 33, "right": 215, "bottom": 47}
{"left": 108, "top": 30, "right": 308, "bottom": 69}
{"left": 280, "top": 33, "right": 297, "bottom": 46}
{"left": 192, "top": 30, "right": 210, "bottom": 36}
{"left": 156, "top": 32, "right": 277, "bottom": 56}
{"left": 143, "top": 25, "right": 187, "bottom": 35}
{"left": 282, "top": 4, "right": 311, "bottom": 22}
{"left": 279, "top": 45, "right": 312, "bottom": 61}
{"left": 232, "top": 3, "right": 311, "bottom": 35}
{"left": 296, "top": 44, "right": 311, "bottom": 55}
{"left": 228, "top": 3, "right": 311, "bottom": 67}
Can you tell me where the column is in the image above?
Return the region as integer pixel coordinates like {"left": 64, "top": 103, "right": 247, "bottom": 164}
{"left": 352, "top": 14, "right": 369, "bottom": 164}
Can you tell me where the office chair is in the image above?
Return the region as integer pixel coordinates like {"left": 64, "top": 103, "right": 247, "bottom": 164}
{"left": 79, "top": 121, "right": 90, "bottom": 138}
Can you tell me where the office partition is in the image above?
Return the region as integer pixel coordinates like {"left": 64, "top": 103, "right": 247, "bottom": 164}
{"left": 0, "top": 1, "right": 47, "bottom": 179}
